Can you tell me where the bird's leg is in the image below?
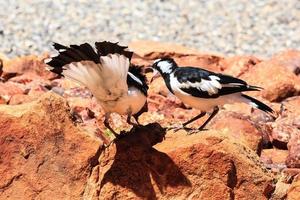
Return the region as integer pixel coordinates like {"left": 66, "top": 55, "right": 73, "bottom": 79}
{"left": 183, "top": 111, "right": 206, "bottom": 127}
{"left": 198, "top": 106, "right": 219, "bottom": 131}
{"left": 126, "top": 107, "right": 142, "bottom": 127}
{"left": 171, "top": 111, "right": 206, "bottom": 132}
{"left": 126, "top": 113, "right": 136, "bottom": 126}
{"left": 104, "top": 113, "right": 119, "bottom": 138}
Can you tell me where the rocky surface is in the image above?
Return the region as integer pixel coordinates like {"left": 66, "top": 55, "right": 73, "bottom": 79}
{"left": 0, "top": 93, "right": 102, "bottom": 199}
{"left": 0, "top": 41, "right": 300, "bottom": 199}
{"left": 84, "top": 129, "right": 273, "bottom": 200}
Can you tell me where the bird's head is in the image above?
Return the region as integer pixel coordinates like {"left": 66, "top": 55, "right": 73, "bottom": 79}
{"left": 150, "top": 57, "right": 178, "bottom": 82}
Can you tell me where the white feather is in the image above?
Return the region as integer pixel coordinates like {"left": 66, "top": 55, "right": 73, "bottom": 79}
{"left": 169, "top": 74, "right": 222, "bottom": 96}
{"left": 128, "top": 72, "right": 143, "bottom": 85}
{"left": 61, "top": 54, "right": 129, "bottom": 102}
{"left": 156, "top": 60, "right": 173, "bottom": 73}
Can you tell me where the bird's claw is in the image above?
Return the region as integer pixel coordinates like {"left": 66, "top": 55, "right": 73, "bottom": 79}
{"left": 168, "top": 125, "right": 208, "bottom": 134}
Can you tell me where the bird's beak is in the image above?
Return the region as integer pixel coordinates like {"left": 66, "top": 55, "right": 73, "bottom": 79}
{"left": 150, "top": 70, "right": 160, "bottom": 83}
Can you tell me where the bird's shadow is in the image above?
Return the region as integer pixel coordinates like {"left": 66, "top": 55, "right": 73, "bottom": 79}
{"left": 99, "top": 123, "right": 191, "bottom": 199}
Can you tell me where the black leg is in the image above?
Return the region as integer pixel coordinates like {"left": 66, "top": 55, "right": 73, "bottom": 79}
{"left": 104, "top": 113, "right": 119, "bottom": 138}
{"left": 198, "top": 106, "right": 219, "bottom": 130}
{"left": 126, "top": 109, "right": 140, "bottom": 126}
{"left": 133, "top": 115, "right": 141, "bottom": 125}
{"left": 183, "top": 111, "right": 206, "bottom": 127}
{"left": 171, "top": 111, "right": 206, "bottom": 132}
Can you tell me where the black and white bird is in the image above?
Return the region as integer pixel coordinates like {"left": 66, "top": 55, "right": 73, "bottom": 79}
{"left": 46, "top": 41, "right": 148, "bottom": 137}
{"left": 151, "top": 57, "right": 274, "bottom": 131}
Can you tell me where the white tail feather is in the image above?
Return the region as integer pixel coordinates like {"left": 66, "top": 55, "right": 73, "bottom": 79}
{"left": 62, "top": 54, "right": 129, "bottom": 102}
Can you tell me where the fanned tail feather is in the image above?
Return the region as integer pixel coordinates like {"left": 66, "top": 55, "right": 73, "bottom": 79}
{"left": 46, "top": 42, "right": 130, "bottom": 102}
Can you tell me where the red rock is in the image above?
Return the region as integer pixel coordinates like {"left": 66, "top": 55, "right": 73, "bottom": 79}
{"left": 0, "top": 93, "right": 102, "bottom": 199}
{"left": 8, "top": 72, "right": 48, "bottom": 84}
{"left": 260, "top": 149, "right": 289, "bottom": 165}
{"left": 210, "top": 111, "right": 264, "bottom": 154}
{"left": 286, "top": 130, "right": 300, "bottom": 168}
{"left": 129, "top": 40, "right": 202, "bottom": 58}
{"left": 0, "top": 96, "right": 6, "bottom": 104}
{"left": 240, "top": 60, "right": 300, "bottom": 102}
{"left": 282, "top": 168, "right": 300, "bottom": 181}
{"left": 271, "top": 50, "right": 300, "bottom": 75}
{"left": 270, "top": 122, "right": 294, "bottom": 149}
{"left": 220, "top": 55, "right": 261, "bottom": 77}
{"left": 8, "top": 94, "right": 35, "bottom": 105}
{"left": 130, "top": 40, "right": 224, "bottom": 72}
{"left": 51, "top": 78, "right": 82, "bottom": 90}
{"left": 148, "top": 77, "right": 169, "bottom": 97}
{"left": 7, "top": 83, "right": 48, "bottom": 105}
{"left": 83, "top": 128, "right": 274, "bottom": 199}
{"left": 2, "top": 55, "right": 56, "bottom": 80}
{"left": 0, "top": 82, "right": 25, "bottom": 97}
{"left": 287, "top": 175, "right": 300, "bottom": 200}
{"left": 281, "top": 96, "right": 300, "bottom": 117}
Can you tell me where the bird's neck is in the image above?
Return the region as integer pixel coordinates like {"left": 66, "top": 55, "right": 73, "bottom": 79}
{"left": 163, "top": 74, "right": 174, "bottom": 94}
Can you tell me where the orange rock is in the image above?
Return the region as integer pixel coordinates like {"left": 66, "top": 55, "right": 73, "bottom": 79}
{"left": 220, "top": 55, "right": 261, "bottom": 77}
{"left": 271, "top": 50, "right": 300, "bottom": 75}
{"left": 240, "top": 59, "right": 300, "bottom": 102}
{"left": 84, "top": 128, "right": 274, "bottom": 199}
{"left": 0, "top": 95, "right": 7, "bottom": 104}
{"left": 0, "top": 82, "right": 25, "bottom": 96}
{"left": 281, "top": 96, "right": 300, "bottom": 117}
{"left": 0, "top": 93, "right": 102, "bottom": 199}
{"left": 129, "top": 40, "right": 202, "bottom": 58}
{"left": 287, "top": 175, "right": 300, "bottom": 200}
{"left": 2, "top": 55, "right": 56, "bottom": 80}
{"left": 260, "top": 149, "right": 289, "bottom": 165}
{"left": 8, "top": 94, "right": 35, "bottom": 105}
{"left": 130, "top": 40, "right": 223, "bottom": 72}
{"left": 286, "top": 131, "right": 300, "bottom": 168}
{"left": 210, "top": 111, "right": 264, "bottom": 154}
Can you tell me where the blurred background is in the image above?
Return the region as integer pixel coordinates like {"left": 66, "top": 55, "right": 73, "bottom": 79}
{"left": 0, "top": 0, "right": 299, "bottom": 58}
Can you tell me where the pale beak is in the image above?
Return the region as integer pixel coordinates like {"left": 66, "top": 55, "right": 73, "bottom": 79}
{"left": 150, "top": 70, "right": 160, "bottom": 83}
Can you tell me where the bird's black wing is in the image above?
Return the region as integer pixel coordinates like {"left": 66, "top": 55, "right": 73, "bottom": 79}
{"left": 94, "top": 41, "right": 133, "bottom": 60}
{"left": 173, "top": 67, "right": 261, "bottom": 98}
{"left": 127, "top": 65, "right": 148, "bottom": 95}
{"left": 46, "top": 42, "right": 99, "bottom": 75}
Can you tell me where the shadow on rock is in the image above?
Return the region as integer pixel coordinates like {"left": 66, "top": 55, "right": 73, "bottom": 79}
{"left": 98, "top": 123, "right": 191, "bottom": 199}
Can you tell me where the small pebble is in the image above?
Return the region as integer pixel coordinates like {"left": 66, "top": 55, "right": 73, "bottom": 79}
{"left": 0, "top": 0, "right": 299, "bottom": 58}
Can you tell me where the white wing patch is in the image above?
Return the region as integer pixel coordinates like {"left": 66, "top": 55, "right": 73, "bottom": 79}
{"left": 62, "top": 54, "right": 130, "bottom": 102}
{"left": 170, "top": 74, "right": 222, "bottom": 96}
{"left": 128, "top": 72, "right": 143, "bottom": 85}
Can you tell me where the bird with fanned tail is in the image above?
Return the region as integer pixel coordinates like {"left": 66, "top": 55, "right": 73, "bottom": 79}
{"left": 46, "top": 41, "right": 148, "bottom": 137}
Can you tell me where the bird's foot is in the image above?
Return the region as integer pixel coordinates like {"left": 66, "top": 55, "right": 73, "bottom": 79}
{"left": 166, "top": 125, "right": 182, "bottom": 132}
{"left": 113, "top": 130, "right": 128, "bottom": 140}
{"left": 171, "top": 125, "right": 208, "bottom": 134}
{"left": 183, "top": 127, "right": 200, "bottom": 135}
{"left": 168, "top": 125, "right": 196, "bottom": 133}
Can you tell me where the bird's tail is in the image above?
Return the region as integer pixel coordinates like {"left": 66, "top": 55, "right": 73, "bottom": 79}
{"left": 241, "top": 94, "right": 274, "bottom": 115}
{"left": 46, "top": 42, "right": 130, "bottom": 102}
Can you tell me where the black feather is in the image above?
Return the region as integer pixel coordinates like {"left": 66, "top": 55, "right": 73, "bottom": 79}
{"left": 46, "top": 42, "right": 100, "bottom": 76}
{"left": 173, "top": 67, "right": 264, "bottom": 98}
{"left": 95, "top": 41, "right": 133, "bottom": 60}
{"left": 241, "top": 94, "right": 274, "bottom": 114}
{"left": 127, "top": 65, "right": 148, "bottom": 95}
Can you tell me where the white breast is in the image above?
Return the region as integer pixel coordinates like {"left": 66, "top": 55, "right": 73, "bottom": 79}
{"left": 100, "top": 87, "right": 147, "bottom": 115}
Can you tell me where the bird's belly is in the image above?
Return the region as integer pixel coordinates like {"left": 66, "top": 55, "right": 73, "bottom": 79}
{"left": 102, "top": 87, "right": 146, "bottom": 115}
{"left": 174, "top": 91, "right": 241, "bottom": 112}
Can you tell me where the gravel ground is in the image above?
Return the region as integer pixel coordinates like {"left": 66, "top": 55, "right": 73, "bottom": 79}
{"left": 0, "top": 0, "right": 299, "bottom": 58}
